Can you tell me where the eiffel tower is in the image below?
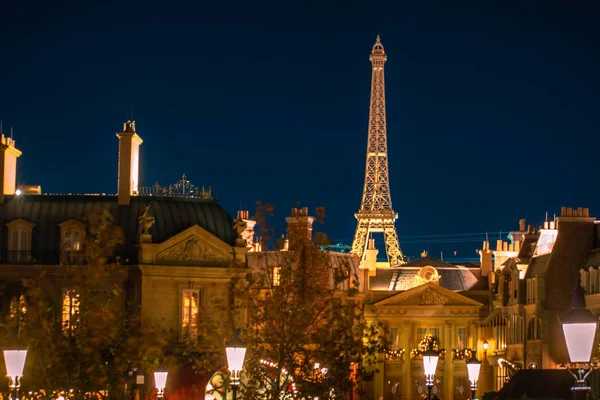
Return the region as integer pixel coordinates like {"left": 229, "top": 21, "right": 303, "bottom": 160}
{"left": 351, "top": 36, "right": 405, "bottom": 266}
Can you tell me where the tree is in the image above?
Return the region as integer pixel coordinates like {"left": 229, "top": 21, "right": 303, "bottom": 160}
{"left": 237, "top": 205, "right": 385, "bottom": 399}
{"left": 0, "top": 211, "right": 169, "bottom": 400}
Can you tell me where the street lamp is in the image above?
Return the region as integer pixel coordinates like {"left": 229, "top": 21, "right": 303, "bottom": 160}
{"left": 226, "top": 329, "right": 247, "bottom": 400}
{"left": 154, "top": 370, "right": 168, "bottom": 400}
{"left": 482, "top": 340, "right": 489, "bottom": 357}
{"left": 560, "top": 279, "right": 599, "bottom": 400}
{"left": 3, "top": 349, "right": 27, "bottom": 400}
{"left": 422, "top": 348, "right": 439, "bottom": 400}
{"left": 466, "top": 351, "right": 482, "bottom": 400}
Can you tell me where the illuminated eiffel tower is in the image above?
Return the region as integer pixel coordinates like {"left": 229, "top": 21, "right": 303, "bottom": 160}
{"left": 351, "top": 36, "right": 405, "bottom": 266}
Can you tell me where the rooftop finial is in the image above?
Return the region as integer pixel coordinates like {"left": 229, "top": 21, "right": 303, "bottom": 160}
{"left": 372, "top": 34, "right": 385, "bottom": 54}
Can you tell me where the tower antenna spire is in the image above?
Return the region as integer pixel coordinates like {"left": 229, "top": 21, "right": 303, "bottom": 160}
{"left": 351, "top": 36, "right": 405, "bottom": 266}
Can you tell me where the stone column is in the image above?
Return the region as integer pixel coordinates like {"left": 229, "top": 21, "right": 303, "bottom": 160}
{"left": 402, "top": 320, "right": 413, "bottom": 400}
{"left": 444, "top": 320, "right": 455, "bottom": 399}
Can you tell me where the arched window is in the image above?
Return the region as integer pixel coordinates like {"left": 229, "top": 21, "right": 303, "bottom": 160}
{"left": 59, "top": 219, "right": 86, "bottom": 265}
{"left": 5, "top": 219, "right": 35, "bottom": 263}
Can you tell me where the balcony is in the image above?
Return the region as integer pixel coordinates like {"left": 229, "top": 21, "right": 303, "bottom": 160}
{"left": 1, "top": 251, "right": 36, "bottom": 264}
{"left": 0, "top": 250, "right": 85, "bottom": 265}
{"left": 0, "top": 249, "right": 136, "bottom": 266}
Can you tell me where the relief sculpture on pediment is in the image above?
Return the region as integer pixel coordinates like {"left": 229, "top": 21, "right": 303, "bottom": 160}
{"left": 157, "top": 237, "right": 228, "bottom": 263}
{"left": 402, "top": 289, "right": 461, "bottom": 306}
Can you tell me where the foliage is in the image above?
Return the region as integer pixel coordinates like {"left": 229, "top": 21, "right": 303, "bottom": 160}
{"left": 238, "top": 205, "right": 385, "bottom": 399}
{"left": 0, "top": 211, "right": 169, "bottom": 399}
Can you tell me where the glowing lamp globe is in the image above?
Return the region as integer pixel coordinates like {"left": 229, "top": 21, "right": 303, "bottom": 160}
{"left": 3, "top": 349, "right": 27, "bottom": 381}
{"left": 560, "top": 280, "right": 599, "bottom": 363}
{"left": 422, "top": 349, "right": 439, "bottom": 382}
{"left": 482, "top": 340, "right": 489, "bottom": 352}
{"left": 466, "top": 351, "right": 482, "bottom": 386}
{"left": 226, "top": 330, "right": 247, "bottom": 381}
{"left": 154, "top": 371, "right": 168, "bottom": 392}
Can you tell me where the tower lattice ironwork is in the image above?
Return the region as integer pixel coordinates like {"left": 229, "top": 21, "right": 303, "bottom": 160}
{"left": 351, "top": 35, "right": 405, "bottom": 266}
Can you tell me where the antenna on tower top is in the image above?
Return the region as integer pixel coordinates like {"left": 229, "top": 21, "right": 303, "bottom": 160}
{"left": 10, "top": 127, "right": 13, "bottom": 139}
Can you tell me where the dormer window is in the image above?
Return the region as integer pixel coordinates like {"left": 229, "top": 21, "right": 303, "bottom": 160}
{"left": 5, "top": 218, "right": 35, "bottom": 263}
{"left": 59, "top": 219, "right": 86, "bottom": 265}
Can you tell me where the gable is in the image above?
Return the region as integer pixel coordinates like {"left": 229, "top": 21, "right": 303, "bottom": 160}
{"left": 374, "top": 282, "right": 483, "bottom": 307}
{"left": 150, "top": 224, "right": 234, "bottom": 266}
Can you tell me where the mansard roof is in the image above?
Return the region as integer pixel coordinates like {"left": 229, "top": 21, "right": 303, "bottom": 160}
{"left": 524, "top": 254, "right": 550, "bottom": 279}
{"left": 0, "top": 194, "right": 236, "bottom": 264}
{"left": 583, "top": 248, "right": 600, "bottom": 269}
{"left": 368, "top": 256, "right": 488, "bottom": 292}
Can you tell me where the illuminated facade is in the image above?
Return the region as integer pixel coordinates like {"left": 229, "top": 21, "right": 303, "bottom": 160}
{"left": 478, "top": 208, "right": 600, "bottom": 398}
{"left": 0, "top": 120, "right": 250, "bottom": 400}
{"left": 361, "top": 254, "right": 490, "bottom": 400}
{"left": 0, "top": 121, "right": 358, "bottom": 400}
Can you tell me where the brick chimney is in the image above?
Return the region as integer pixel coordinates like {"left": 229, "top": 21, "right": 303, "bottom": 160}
{"left": 237, "top": 210, "right": 256, "bottom": 249}
{"left": 0, "top": 133, "right": 22, "bottom": 204}
{"left": 362, "top": 237, "right": 379, "bottom": 276}
{"left": 117, "top": 120, "right": 143, "bottom": 205}
{"left": 479, "top": 240, "right": 493, "bottom": 277}
{"left": 285, "top": 207, "right": 314, "bottom": 249}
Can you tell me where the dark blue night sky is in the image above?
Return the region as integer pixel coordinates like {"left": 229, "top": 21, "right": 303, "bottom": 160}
{"left": 1, "top": 0, "right": 599, "bottom": 260}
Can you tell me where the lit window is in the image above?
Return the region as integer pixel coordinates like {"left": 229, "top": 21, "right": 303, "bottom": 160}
{"left": 417, "top": 327, "right": 441, "bottom": 347}
{"left": 59, "top": 219, "right": 86, "bottom": 265}
{"left": 64, "top": 230, "right": 82, "bottom": 252}
{"left": 62, "top": 289, "right": 80, "bottom": 336}
{"left": 181, "top": 289, "right": 200, "bottom": 341}
{"left": 272, "top": 267, "right": 281, "bottom": 287}
{"left": 457, "top": 327, "right": 466, "bottom": 350}
{"left": 9, "top": 295, "right": 27, "bottom": 329}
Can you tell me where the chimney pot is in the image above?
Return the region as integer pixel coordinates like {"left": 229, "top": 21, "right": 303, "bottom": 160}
{"left": 561, "top": 206, "right": 567, "bottom": 216}
{"left": 584, "top": 208, "right": 590, "bottom": 217}
{"left": 527, "top": 225, "right": 532, "bottom": 234}
{"left": 519, "top": 219, "right": 526, "bottom": 232}
{"left": 578, "top": 207, "right": 583, "bottom": 217}
{"left": 0, "top": 133, "right": 22, "bottom": 204}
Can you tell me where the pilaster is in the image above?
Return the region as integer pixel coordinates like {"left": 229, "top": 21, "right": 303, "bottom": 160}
{"left": 444, "top": 320, "right": 454, "bottom": 399}
{"left": 402, "top": 320, "right": 413, "bottom": 400}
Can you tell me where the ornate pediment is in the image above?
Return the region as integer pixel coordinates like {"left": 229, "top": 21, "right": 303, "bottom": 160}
{"left": 399, "top": 288, "right": 462, "bottom": 306}
{"left": 152, "top": 225, "right": 233, "bottom": 266}
{"left": 374, "top": 282, "right": 483, "bottom": 308}
{"left": 157, "top": 237, "right": 228, "bottom": 263}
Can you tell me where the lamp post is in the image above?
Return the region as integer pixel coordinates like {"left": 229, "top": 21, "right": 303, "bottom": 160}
{"left": 3, "top": 349, "right": 27, "bottom": 400}
{"left": 422, "top": 348, "right": 439, "bottom": 400}
{"left": 226, "top": 330, "right": 247, "bottom": 400}
{"left": 467, "top": 351, "right": 482, "bottom": 400}
{"left": 154, "top": 370, "right": 168, "bottom": 400}
{"left": 560, "top": 279, "right": 599, "bottom": 400}
{"left": 482, "top": 340, "right": 489, "bottom": 358}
